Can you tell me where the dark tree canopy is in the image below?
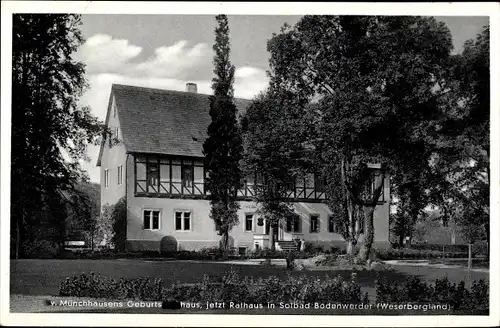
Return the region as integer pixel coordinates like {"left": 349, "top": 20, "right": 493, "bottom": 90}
{"left": 11, "top": 14, "right": 102, "bottom": 258}
{"left": 266, "top": 15, "right": 455, "bottom": 259}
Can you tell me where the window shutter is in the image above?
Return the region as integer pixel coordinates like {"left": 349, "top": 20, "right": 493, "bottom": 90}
{"left": 317, "top": 216, "right": 320, "bottom": 232}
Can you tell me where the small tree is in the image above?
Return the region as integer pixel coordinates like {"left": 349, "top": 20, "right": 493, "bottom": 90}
{"left": 242, "top": 90, "right": 313, "bottom": 250}
{"left": 203, "top": 15, "right": 243, "bottom": 253}
{"left": 111, "top": 197, "right": 127, "bottom": 252}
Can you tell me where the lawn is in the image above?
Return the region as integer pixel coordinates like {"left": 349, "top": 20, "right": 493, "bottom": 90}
{"left": 9, "top": 259, "right": 489, "bottom": 314}
{"left": 8, "top": 259, "right": 405, "bottom": 296}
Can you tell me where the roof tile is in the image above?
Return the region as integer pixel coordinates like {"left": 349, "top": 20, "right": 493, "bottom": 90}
{"left": 112, "top": 84, "right": 252, "bottom": 157}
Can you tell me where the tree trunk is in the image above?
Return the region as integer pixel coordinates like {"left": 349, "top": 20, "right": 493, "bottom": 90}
{"left": 346, "top": 240, "right": 356, "bottom": 256}
{"left": 467, "top": 242, "right": 472, "bottom": 289}
{"left": 91, "top": 228, "right": 94, "bottom": 253}
{"left": 358, "top": 206, "right": 375, "bottom": 262}
{"left": 398, "top": 225, "right": 405, "bottom": 248}
{"left": 270, "top": 225, "right": 276, "bottom": 251}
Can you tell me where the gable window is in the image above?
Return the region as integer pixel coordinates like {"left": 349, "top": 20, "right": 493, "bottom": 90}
{"left": 143, "top": 210, "right": 160, "bottom": 230}
{"left": 147, "top": 161, "right": 159, "bottom": 193}
{"left": 108, "top": 130, "right": 113, "bottom": 147}
{"left": 310, "top": 215, "right": 320, "bottom": 233}
{"left": 328, "top": 215, "right": 338, "bottom": 233}
{"left": 115, "top": 127, "right": 119, "bottom": 139}
{"left": 181, "top": 165, "right": 193, "bottom": 188}
{"left": 315, "top": 173, "right": 325, "bottom": 193}
{"left": 245, "top": 214, "right": 253, "bottom": 232}
{"left": 175, "top": 211, "right": 191, "bottom": 231}
{"left": 104, "top": 169, "right": 109, "bottom": 188}
{"left": 117, "top": 165, "right": 123, "bottom": 185}
{"left": 113, "top": 105, "right": 116, "bottom": 118}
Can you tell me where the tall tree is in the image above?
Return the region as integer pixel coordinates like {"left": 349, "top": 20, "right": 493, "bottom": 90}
{"left": 432, "top": 25, "right": 490, "bottom": 254}
{"left": 203, "top": 15, "right": 243, "bottom": 252}
{"left": 241, "top": 90, "right": 313, "bottom": 250}
{"left": 11, "top": 14, "right": 102, "bottom": 258}
{"left": 267, "top": 16, "right": 453, "bottom": 260}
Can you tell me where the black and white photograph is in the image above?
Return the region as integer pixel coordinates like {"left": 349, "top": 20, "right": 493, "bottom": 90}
{"left": 1, "top": 1, "right": 498, "bottom": 327}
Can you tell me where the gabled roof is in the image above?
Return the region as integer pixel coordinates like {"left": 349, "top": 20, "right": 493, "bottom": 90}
{"left": 97, "top": 84, "right": 252, "bottom": 166}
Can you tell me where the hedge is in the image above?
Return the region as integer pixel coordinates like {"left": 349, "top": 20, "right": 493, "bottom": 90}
{"left": 376, "top": 276, "right": 489, "bottom": 314}
{"left": 59, "top": 271, "right": 488, "bottom": 314}
{"left": 60, "top": 271, "right": 368, "bottom": 305}
{"left": 374, "top": 248, "right": 469, "bottom": 260}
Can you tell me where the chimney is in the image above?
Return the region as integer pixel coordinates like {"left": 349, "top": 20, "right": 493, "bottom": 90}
{"left": 185, "top": 82, "right": 197, "bottom": 93}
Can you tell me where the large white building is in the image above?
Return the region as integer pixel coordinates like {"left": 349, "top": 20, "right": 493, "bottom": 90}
{"left": 97, "top": 83, "right": 391, "bottom": 253}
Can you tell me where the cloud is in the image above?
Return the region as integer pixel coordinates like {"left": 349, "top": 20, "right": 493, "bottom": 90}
{"left": 235, "top": 66, "right": 262, "bottom": 79}
{"left": 134, "top": 40, "right": 209, "bottom": 78}
{"left": 75, "top": 34, "right": 143, "bottom": 74}
{"left": 234, "top": 66, "right": 269, "bottom": 99}
{"left": 77, "top": 39, "right": 268, "bottom": 182}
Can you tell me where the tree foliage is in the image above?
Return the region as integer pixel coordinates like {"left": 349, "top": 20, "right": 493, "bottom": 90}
{"left": 11, "top": 14, "right": 103, "bottom": 258}
{"left": 431, "top": 25, "right": 490, "bottom": 249}
{"left": 202, "top": 15, "right": 243, "bottom": 251}
{"left": 241, "top": 89, "right": 314, "bottom": 249}
{"left": 266, "top": 16, "right": 454, "bottom": 259}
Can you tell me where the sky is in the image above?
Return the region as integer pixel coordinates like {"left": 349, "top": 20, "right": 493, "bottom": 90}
{"left": 77, "top": 15, "right": 489, "bottom": 183}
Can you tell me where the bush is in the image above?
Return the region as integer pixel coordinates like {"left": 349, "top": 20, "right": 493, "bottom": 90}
{"left": 245, "top": 248, "right": 311, "bottom": 260}
{"left": 410, "top": 244, "right": 469, "bottom": 253}
{"left": 374, "top": 248, "right": 468, "bottom": 260}
{"left": 59, "top": 270, "right": 367, "bottom": 305}
{"left": 59, "top": 272, "right": 164, "bottom": 300}
{"left": 376, "top": 276, "right": 488, "bottom": 313}
{"left": 21, "top": 239, "right": 60, "bottom": 259}
{"left": 314, "top": 253, "right": 339, "bottom": 266}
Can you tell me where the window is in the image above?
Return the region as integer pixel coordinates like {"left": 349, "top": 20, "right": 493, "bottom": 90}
{"left": 147, "top": 162, "right": 159, "bottom": 192}
{"left": 182, "top": 165, "right": 193, "bottom": 188}
{"left": 143, "top": 210, "right": 160, "bottom": 230}
{"left": 245, "top": 214, "right": 253, "bottom": 232}
{"left": 310, "top": 215, "right": 320, "bottom": 233}
{"left": 108, "top": 130, "right": 113, "bottom": 147}
{"left": 104, "top": 169, "right": 109, "bottom": 188}
{"left": 328, "top": 215, "right": 337, "bottom": 233}
{"left": 315, "top": 174, "right": 325, "bottom": 193}
{"left": 238, "top": 247, "right": 247, "bottom": 255}
{"left": 113, "top": 105, "right": 116, "bottom": 118}
{"left": 175, "top": 211, "right": 191, "bottom": 231}
{"left": 293, "top": 215, "right": 301, "bottom": 233}
{"left": 115, "top": 127, "right": 119, "bottom": 139}
{"left": 117, "top": 165, "right": 123, "bottom": 185}
{"left": 285, "top": 215, "right": 301, "bottom": 233}
{"left": 286, "top": 217, "right": 293, "bottom": 232}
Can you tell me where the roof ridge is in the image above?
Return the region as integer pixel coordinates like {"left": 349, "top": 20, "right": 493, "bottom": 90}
{"left": 111, "top": 83, "right": 252, "bottom": 102}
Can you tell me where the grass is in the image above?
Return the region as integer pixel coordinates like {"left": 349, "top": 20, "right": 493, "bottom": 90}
{"left": 10, "top": 259, "right": 411, "bottom": 296}
{"left": 9, "top": 259, "right": 489, "bottom": 314}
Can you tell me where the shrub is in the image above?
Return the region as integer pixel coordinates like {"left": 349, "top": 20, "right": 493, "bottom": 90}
{"left": 59, "top": 270, "right": 367, "bottom": 305}
{"left": 376, "top": 276, "right": 489, "bottom": 313}
{"left": 314, "top": 253, "right": 339, "bottom": 266}
{"left": 374, "top": 248, "right": 468, "bottom": 260}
